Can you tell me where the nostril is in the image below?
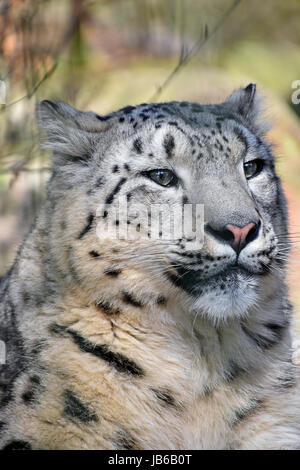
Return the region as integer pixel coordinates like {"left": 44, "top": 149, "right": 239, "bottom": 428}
{"left": 206, "top": 224, "right": 235, "bottom": 244}
{"left": 245, "top": 220, "right": 261, "bottom": 244}
{"left": 219, "top": 228, "right": 235, "bottom": 243}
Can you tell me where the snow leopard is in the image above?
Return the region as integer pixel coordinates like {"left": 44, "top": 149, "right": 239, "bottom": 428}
{"left": 0, "top": 84, "right": 300, "bottom": 450}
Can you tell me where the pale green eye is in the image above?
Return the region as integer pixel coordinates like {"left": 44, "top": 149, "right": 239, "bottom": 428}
{"left": 244, "top": 159, "right": 264, "bottom": 179}
{"left": 145, "top": 169, "right": 178, "bottom": 187}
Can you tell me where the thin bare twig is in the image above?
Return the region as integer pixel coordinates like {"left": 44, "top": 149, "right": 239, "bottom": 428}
{"left": 150, "top": 0, "right": 243, "bottom": 101}
{"left": 1, "top": 61, "right": 57, "bottom": 110}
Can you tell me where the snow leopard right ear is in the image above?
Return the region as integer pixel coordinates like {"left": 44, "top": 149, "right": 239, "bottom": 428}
{"left": 225, "top": 84, "right": 257, "bottom": 119}
{"left": 38, "top": 100, "right": 114, "bottom": 164}
{"left": 224, "top": 84, "right": 270, "bottom": 135}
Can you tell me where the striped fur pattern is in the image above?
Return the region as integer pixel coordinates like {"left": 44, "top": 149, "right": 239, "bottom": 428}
{"left": 0, "top": 85, "right": 300, "bottom": 449}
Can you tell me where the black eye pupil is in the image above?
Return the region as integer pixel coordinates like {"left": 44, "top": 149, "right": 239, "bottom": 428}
{"left": 244, "top": 159, "right": 263, "bottom": 179}
{"left": 158, "top": 171, "right": 166, "bottom": 181}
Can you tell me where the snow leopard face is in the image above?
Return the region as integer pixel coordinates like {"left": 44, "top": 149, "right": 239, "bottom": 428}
{"left": 39, "top": 84, "right": 288, "bottom": 322}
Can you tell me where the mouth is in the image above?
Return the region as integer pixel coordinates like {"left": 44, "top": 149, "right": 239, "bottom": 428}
{"left": 166, "top": 263, "right": 263, "bottom": 297}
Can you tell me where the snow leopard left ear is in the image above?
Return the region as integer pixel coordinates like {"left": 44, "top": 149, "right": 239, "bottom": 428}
{"left": 37, "top": 100, "right": 114, "bottom": 164}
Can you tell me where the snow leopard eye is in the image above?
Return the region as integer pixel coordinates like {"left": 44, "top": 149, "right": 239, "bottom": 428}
{"left": 143, "top": 169, "right": 178, "bottom": 187}
{"left": 244, "top": 159, "right": 264, "bottom": 179}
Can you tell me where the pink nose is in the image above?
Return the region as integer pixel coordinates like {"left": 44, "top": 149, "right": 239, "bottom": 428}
{"left": 226, "top": 223, "right": 256, "bottom": 251}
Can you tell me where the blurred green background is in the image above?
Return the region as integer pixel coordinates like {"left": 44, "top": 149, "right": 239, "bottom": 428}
{"left": 0, "top": 0, "right": 300, "bottom": 331}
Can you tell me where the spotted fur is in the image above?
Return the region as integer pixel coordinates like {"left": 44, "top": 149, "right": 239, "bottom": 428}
{"left": 0, "top": 85, "right": 300, "bottom": 449}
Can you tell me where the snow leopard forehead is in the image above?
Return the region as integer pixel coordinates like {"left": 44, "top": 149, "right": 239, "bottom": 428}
{"left": 96, "top": 99, "right": 266, "bottom": 147}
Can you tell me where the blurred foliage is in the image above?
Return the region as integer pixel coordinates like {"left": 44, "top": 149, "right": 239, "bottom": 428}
{"left": 0, "top": 0, "right": 300, "bottom": 330}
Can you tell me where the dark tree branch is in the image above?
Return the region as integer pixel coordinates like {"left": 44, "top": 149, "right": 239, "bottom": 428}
{"left": 1, "top": 166, "right": 50, "bottom": 174}
{"left": 1, "top": 0, "right": 86, "bottom": 112}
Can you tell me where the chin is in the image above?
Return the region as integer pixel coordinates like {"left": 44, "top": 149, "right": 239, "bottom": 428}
{"left": 191, "top": 269, "right": 261, "bottom": 324}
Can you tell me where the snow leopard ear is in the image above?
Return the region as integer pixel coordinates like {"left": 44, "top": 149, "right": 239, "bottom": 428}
{"left": 224, "top": 83, "right": 258, "bottom": 119}
{"left": 224, "top": 84, "right": 269, "bottom": 135}
{"left": 38, "top": 100, "right": 113, "bottom": 165}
